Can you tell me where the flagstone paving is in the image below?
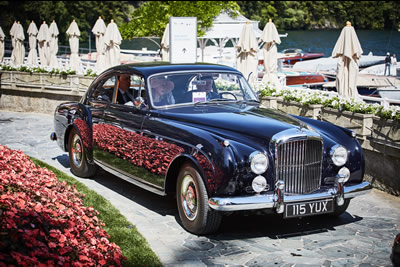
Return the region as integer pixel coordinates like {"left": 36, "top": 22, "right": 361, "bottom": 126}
{"left": 1, "top": 110, "right": 399, "bottom": 266}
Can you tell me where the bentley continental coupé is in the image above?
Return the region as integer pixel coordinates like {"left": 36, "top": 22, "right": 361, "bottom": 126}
{"left": 51, "top": 63, "right": 372, "bottom": 235}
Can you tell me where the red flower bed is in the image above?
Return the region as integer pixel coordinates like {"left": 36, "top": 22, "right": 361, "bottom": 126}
{"left": 0, "top": 145, "right": 125, "bottom": 266}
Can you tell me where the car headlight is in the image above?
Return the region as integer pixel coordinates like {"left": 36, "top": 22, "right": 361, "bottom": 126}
{"left": 330, "top": 145, "right": 348, "bottom": 166}
{"left": 338, "top": 167, "right": 350, "bottom": 183}
{"left": 249, "top": 151, "right": 268, "bottom": 174}
{"left": 252, "top": 176, "right": 267, "bottom": 193}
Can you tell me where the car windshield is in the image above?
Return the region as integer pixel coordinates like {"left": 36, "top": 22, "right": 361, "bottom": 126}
{"left": 148, "top": 72, "right": 259, "bottom": 107}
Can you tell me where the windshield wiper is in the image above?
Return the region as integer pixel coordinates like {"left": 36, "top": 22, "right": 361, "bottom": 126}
{"left": 193, "top": 98, "right": 234, "bottom": 106}
{"left": 234, "top": 99, "right": 260, "bottom": 105}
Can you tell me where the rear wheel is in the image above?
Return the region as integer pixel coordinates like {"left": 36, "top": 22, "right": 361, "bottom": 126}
{"left": 68, "top": 128, "right": 97, "bottom": 178}
{"left": 176, "top": 163, "right": 222, "bottom": 235}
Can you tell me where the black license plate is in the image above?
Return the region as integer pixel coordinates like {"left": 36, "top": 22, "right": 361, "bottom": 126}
{"left": 285, "top": 199, "right": 334, "bottom": 218}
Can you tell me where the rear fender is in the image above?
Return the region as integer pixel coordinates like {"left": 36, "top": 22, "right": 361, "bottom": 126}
{"left": 66, "top": 103, "right": 94, "bottom": 163}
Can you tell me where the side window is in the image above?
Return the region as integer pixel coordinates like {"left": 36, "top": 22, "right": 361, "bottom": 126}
{"left": 90, "top": 76, "right": 116, "bottom": 103}
{"left": 131, "top": 75, "right": 145, "bottom": 100}
{"left": 115, "top": 74, "right": 145, "bottom": 106}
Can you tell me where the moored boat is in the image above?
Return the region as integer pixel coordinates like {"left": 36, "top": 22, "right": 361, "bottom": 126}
{"left": 278, "top": 48, "right": 325, "bottom": 65}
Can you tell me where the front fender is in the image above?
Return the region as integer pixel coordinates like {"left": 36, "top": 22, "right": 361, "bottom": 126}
{"left": 157, "top": 119, "right": 238, "bottom": 196}
{"left": 293, "top": 115, "right": 365, "bottom": 183}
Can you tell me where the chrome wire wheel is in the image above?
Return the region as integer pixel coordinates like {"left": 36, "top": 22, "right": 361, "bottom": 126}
{"left": 180, "top": 174, "right": 198, "bottom": 221}
{"left": 71, "top": 135, "right": 83, "bottom": 168}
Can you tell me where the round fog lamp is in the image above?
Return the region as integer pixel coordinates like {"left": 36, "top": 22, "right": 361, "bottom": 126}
{"left": 250, "top": 151, "right": 268, "bottom": 174}
{"left": 252, "top": 176, "right": 267, "bottom": 193}
{"left": 338, "top": 167, "right": 350, "bottom": 183}
{"left": 330, "top": 145, "right": 348, "bottom": 166}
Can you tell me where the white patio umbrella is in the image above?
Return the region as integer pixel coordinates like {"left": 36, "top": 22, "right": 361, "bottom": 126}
{"left": 66, "top": 19, "right": 81, "bottom": 72}
{"left": 12, "top": 22, "right": 25, "bottom": 66}
{"left": 236, "top": 22, "right": 258, "bottom": 86}
{"left": 48, "top": 20, "right": 59, "bottom": 68}
{"left": 10, "top": 21, "right": 17, "bottom": 62}
{"left": 332, "top": 21, "right": 363, "bottom": 99}
{"left": 160, "top": 23, "right": 169, "bottom": 61}
{"left": 0, "top": 26, "right": 5, "bottom": 63}
{"left": 92, "top": 16, "right": 107, "bottom": 72}
{"left": 104, "top": 19, "right": 122, "bottom": 68}
{"left": 37, "top": 21, "right": 50, "bottom": 66}
{"left": 260, "top": 19, "right": 281, "bottom": 89}
{"left": 27, "top": 21, "right": 38, "bottom": 66}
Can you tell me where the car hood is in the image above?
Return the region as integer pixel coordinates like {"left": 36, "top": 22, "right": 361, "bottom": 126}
{"left": 158, "top": 105, "right": 314, "bottom": 140}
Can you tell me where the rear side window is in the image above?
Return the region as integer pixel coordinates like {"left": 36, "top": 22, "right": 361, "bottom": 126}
{"left": 90, "top": 76, "right": 116, "bottom": 103}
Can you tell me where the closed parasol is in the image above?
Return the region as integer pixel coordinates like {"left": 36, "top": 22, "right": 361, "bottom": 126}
{"left": 48, "top": 20, "right": 59, "bottom": 68}
{"left": 332, "top": 21, "right": 363, "bottom": 99}
{"left": 12, "top": 22, "right": 25, "bottom": 66}
{"left": 66, "top": 19, "right": 81, "bottom": 72}
{"left": 260, "top": 19, "right": 281, "bottom": 89}
{"left": 104, "top": 19, "right": 122, "bottom": 68}
{"left": 160, "top": 23, "right": 169, "bottom": 61}
{"left": 236, "top": 22, "right": 258, "bottom": 86}
{"left": 92, "top": 16, "right": 107, "bottom": 72}
{"left": 27, "top": 21, "right": 38, "bottom": 65}
{"left": 37, "top": 21, "right": 50, "bottom": 66}
{"left": 10, "top": 21, "right": 17, "bottom": 62}
{"left": 0, "top": 26, "right": 5, "bottom": 63}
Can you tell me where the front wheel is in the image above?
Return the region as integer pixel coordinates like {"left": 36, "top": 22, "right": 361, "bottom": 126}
{"left": 68, "top": 128, "right": 97, "bottom": 178}
{"left": 330, "top": 199, "right": 351, "bottom": 217}
{"left": 176, "top": 163, "right": 221, "bottom": 235}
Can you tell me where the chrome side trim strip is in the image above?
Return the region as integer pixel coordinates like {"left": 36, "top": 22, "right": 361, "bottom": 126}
{"left": 94, "top": 159, "right": 167, "bottom": 196}
{"left": 208, "top": 182, "right": 372, "bottom": 211}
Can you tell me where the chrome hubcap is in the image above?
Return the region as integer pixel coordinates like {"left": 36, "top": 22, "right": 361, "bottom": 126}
{"left": 72, "top": 135, "right": 83, "bottom": 167}
{"left": 181, "top": 175, "right": 198, "bottom": 221}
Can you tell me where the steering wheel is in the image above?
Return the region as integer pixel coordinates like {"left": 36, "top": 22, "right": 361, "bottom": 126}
{"left": 218, "top": 92, "right": 237, "bottom": 100}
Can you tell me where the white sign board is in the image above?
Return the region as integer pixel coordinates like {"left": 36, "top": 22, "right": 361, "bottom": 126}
{"left": 169, "top": 17, "right": 197, "bottom": 64}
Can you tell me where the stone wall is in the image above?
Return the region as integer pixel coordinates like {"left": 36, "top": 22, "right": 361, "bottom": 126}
{"left": 0, "top": 71, "right": 94, "bottom": 114}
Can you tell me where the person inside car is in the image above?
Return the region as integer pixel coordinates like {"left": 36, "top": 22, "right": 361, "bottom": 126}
{"left": 116, "top": 75, "right": 135, "bottom": 105}
{"left": 197, "top": 75, "right": 219, "bottom": 100}
{"left": 150, "top": 77, "right": 175, "bottom": 106}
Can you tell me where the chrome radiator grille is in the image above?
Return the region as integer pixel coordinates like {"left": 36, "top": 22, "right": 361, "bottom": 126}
{"left": 275, "top": 139, "right": 323, "bottom": 194}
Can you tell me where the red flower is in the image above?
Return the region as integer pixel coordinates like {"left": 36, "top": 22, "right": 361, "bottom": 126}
{"left": 0, "top": 145, "right": 125, "bottom": 266}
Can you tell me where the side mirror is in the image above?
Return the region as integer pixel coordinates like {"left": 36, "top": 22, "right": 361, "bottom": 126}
{"left": 247, "top": 72, "right": 253, "bottom": 82}
{"left": 134, "top": 96, "right": 147, "bottom": 109}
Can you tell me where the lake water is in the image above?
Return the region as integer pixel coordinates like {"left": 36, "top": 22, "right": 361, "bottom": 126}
{"left": 279, "top": 29, "right": 400, "bottom": 57}
{"left": 118, "top": 29, "right": 400, "bottom": 58}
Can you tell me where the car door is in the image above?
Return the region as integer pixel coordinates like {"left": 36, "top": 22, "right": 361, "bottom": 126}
{"left": 86, "top": 71, "right": 117, "bottom": 163}
{"left": 91, "top": 72, "right": 166, "bottom": 192}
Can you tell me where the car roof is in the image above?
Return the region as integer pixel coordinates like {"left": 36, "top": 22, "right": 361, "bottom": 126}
{"left": 108, "top": 62, "right": 242, "bottom": 78}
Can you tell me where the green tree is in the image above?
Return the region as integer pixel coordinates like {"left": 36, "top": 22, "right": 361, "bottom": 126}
{"left": 237, "top": 1, "right": 278, "bottom": 30}
{"left": 237, "top": 1, "right": 400, "bottom": 30}
{"left": 0, "top": 1, "right": 132, "bottom": 45}
{"left": 119, "top": 1, "right": 240, "bottom": 38}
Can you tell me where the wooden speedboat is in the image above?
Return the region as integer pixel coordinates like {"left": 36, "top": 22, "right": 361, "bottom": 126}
{"left": 258, "top": 68, "right": 329, "bottom": 89}
{"left": 278, "top": 48, "right": 325, "bottom": 66}
{"left": 284, "top": 69, "right": 328, "bottom": 86}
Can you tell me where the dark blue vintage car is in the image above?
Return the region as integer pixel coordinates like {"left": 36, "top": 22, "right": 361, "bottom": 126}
{"left": 51, "top": 62, "right": 371, "bottom": 235}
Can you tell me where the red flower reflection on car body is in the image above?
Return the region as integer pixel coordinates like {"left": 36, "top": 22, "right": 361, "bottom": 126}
{"left": 93, "top": 124, "right": 184, "bottom": 176}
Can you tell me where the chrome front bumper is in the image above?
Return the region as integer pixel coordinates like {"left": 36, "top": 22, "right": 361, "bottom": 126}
{"left": 208, "top": 181, "right": 372, "bottom": 212}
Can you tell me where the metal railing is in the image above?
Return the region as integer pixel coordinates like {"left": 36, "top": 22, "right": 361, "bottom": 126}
{"left": 2, "top": 56, "right": 96, "bottom": 74}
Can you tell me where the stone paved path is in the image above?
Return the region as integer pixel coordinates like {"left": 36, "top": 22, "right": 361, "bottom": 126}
{"left": 1, "top": 110, "right": 399, "bottom": 266}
